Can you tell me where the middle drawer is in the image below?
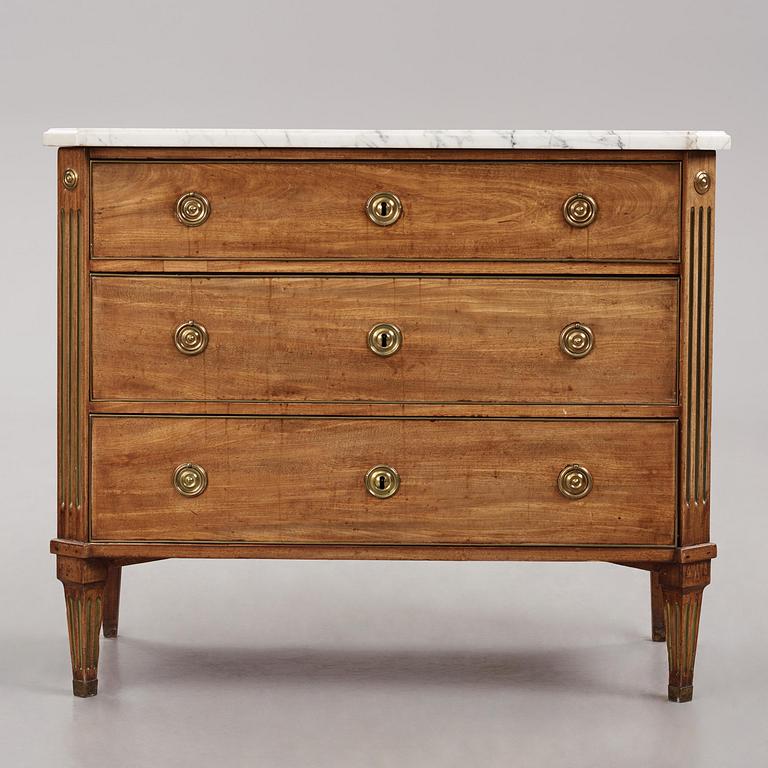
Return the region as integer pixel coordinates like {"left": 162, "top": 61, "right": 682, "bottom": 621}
{"left": 91, "top": 276, "right": 678, "bottom": 404}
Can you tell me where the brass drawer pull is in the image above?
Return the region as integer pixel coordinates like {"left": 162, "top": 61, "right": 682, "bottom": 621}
{"left": 174, "top": 320, "right": 208, "bottom": 356}
{"left": 563, "top": 193, "right": 597, "bottom": 227}
{"left": 366, "top": 191, "right": 402, "bottom": 226}
{"left": 176, "top": 191, "right": 211, "bottom": 226}
{"left": 558, "top": 464, "right": 592, "bottom": 499}
{"left": 560, "top": 322, "right": 594, "bottom": 358}
{"left": 173, "top": 463, "right": 208, "bottom": 497}
{"left": 365, "top": 465, "right": 400, "bottom": 498}
{"left": 368, "top": 322, "right": 402, "bottom": 357}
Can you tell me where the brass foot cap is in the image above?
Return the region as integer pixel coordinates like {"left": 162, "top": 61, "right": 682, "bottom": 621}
{"left": 668, "top": 684, "right": 693, "bottom": 702}
{"left": 73, "top": 679, "right": 98, "bottom": 697}
{"left": 652, "top": 629, "right": 666, "bottom": 642}
{"left": 103, "top": 624, "right": 118, "bottom": 638}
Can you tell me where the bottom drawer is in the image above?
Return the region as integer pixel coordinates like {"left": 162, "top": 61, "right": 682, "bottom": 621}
{"left": 90, "top": 417, "right": 676, "bottom": 546}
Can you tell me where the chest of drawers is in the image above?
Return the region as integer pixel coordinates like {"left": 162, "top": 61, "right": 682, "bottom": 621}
{"left": 46, "top": 128, "right": 729, "bottom": 701}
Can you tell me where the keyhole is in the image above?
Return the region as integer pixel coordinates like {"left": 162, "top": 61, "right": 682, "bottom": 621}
{"left": 379, "top": 332, "right": 389, "bottom": 348}
{"left": 378, "top": 474, "right": 387, "bottom": 490}
{"left": 378, "top": 200, "right": 390, "bottom": 217}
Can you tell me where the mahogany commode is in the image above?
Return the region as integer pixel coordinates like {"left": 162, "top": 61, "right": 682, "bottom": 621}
{"left": 45, "top": 128, "right": 730, "bottom": 701}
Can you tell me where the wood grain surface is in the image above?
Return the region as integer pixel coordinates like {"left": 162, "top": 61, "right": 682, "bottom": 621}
{"left": 91, "top": 161, "right": 681, "bottom": 261}
{"left": 91, "top": 276, "right": 678, "bottom": 404}
{"left": 51, "top": 539, "right": 679, "bottom": 562}
{"left": 678, "top": 152, "right": 716, "bottom": 546}
{"left": 88, "top": 148, "right": 686, "bottom": 162}
{"left": 90, "top": 417, "right": 677, "bottom": 545}
{"left": 58, "top": 148, "right": 90, "bottom": 541}
{"left": 89, "top": 402, "right": 680, "bottom": 419}
{"left": 88, "top": 258, "right": 681, "bottom": 275}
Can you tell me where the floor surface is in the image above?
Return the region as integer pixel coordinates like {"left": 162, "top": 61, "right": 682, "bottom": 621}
{"left": 2, "top": 544, "right": 766, "bottom": 768}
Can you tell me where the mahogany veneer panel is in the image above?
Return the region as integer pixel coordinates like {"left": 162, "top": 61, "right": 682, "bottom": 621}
{"left": 91, "top": 276, "right": 678, "bottom": 404}
{"left": 91, "top": 162, "right": 681, "bottom": 261}
{"left": 90, "top": 416, "right": 677, "bottom": 545}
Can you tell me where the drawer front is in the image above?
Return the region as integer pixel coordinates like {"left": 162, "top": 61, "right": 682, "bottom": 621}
{"left": 91, "top": 277, "right": 678, "bottom": 404}
{"left": 90, "top": 417, "right": 676, "bottom": 545}
{"left": 91, "top": 162, "right": 680, "bottom": 261}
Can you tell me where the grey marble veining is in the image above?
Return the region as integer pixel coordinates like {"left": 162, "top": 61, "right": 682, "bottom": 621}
{"left": 43, "top": 128, "right": 731, "bottom": 150}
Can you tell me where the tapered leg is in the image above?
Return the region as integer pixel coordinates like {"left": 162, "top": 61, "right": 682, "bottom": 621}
{"left": 57, "top": 557, "right": 107, "bottom": 697}
{"left": 102, "top": 564, "right": 122, "bottom": 638}
{"left": 650, "top": 571, "right": 665, "bottom": 642}
{"left": 659, "top": 561, "right": 711, "bottom": 702}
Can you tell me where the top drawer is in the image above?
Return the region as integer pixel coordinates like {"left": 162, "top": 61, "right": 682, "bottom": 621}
{"left": 91, "top": 162, "right": 681, "bottom": 261}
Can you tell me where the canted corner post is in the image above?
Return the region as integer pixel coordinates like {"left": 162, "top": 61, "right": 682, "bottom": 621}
{"left": 57, "top": 556, "right": 108, "bottom": 697}
{"left": 659, "top": 560, "right": 711, "bottom": 702}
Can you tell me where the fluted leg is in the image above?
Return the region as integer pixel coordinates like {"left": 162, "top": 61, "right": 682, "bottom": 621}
{"left": 102, "top": 564, "right": 122, "bottom": 638}
{"left": 650, "top": 571, "right": 665, "bottom": 642}
{"left": 57, "top": 557, "right": 107, "bottom": 697}
{"left": 660, "top": 561, "right": 710, "bottom": 702}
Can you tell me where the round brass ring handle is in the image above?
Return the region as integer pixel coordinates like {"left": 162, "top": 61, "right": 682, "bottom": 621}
{"left": 174, "top": 320, "right": 209, "bottom": 356}
{"left": 176, "top": 191, "right": 211, "bottom": 226}
{"left": 173, "top": 463, "right": 208, "bottom": 497}
{"left": 365, "top": 465, "right": 400, "bottom": 498}
{"left": 560, "top": 322, "right": 594, "bottom": 358}
{"left": 366, "top": 191, "right": 402, "bottom": 226}
{"left": 563, "top": 193, "right": 597, "bottom": 228}
{"left": 368, "top": 322, "right": 402, "bottom": 357}
{"left": 558, "top": 464, "right": 593, "bottom": 499}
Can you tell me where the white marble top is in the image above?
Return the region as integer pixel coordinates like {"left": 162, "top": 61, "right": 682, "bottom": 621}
{"left": 43, "top": 128, "right": 731, "bottom": 151}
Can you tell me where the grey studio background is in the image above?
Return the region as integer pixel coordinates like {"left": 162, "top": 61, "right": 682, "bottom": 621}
{"left": 0, "top": 1, "right": 765, "bottom": 766}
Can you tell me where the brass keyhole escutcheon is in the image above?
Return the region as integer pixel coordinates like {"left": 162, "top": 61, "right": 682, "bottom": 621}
{"left": 176, "top": 191, "right": 211, "bottom": 226}
{"left": 563, "top": 193, "right": 597, "bottom": 228}
{"left": 365, "top": 465, "right": 400, "bottom": 498}
{"left": 366, "top": 191, "right": 403, "bottom": 226}
{"left": 368, "top": 322, "right": 403, "bottom": 357}
{"left": 174, "top": 320, "right": 209, "bottom": 355}
{"left": 560, "top": 322, "right": 594, "bottom": 358}
{"left": 557, "top": 464, "right": 593, "bottom": 500}
{"left": 173, "top": 463, "right": 208, "bottom": 497}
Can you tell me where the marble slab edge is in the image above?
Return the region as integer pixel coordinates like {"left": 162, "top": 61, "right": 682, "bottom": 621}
{"left": 43, "top": 129, "right": 732, "bottom": 150}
